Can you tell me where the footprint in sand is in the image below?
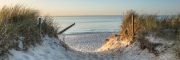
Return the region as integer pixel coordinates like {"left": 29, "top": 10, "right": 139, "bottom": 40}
{"left": 25, "top": 51, "right": 35, "bottom": 56}
{"left": 23, "top": 55, "right": 30, "bottom": 60}
{"left": 41, "top": 54, "right": 49, "bottom": 60}
{"left": 51, "top": 47, "right": 56, "bottom": 50}
{"left": 64, "top": 54, "right": 73, "bottom": 60}
{"left": 43, "top": 50, "right": 51, "bottom": 54}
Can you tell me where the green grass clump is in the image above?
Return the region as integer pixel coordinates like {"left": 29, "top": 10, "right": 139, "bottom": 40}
{"left": 0, "top": 4, "right": 58, "bottom": 59}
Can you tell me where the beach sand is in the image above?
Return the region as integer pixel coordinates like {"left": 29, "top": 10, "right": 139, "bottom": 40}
{"left": 7, "top": 32, "right": 175, "bottom": 60}
{"left": 58, "top": 32, "right": 114, "bottom": 52}
{"left": 8, "top": 33, "right": 119, "bottom": 60}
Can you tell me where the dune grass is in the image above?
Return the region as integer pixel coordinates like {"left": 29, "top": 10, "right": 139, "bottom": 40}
{"left": 0, "top": 4, "right": 60, "bottom": 59}
{"left": 120, "top": 10, "right": 180, "bottom": 40}
{"left": 41, "top": 16, "right": 58, "bottom": 38}
{"left": 0, "top": 5, "right": 41, "bottom": 58}
{"left": 118, "top": 10, "right": 180, "bottom": 57}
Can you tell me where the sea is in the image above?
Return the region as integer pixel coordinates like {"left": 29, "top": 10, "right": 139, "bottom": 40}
{"left": 52, "top": 16, "right": 123, "bottom": 34}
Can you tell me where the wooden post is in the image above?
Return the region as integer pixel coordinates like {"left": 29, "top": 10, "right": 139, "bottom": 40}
{"left": 58, "top": 23, "right": 75, "bottom": 34}
{"left": 4, "top": 23, "right": 6, "bottom": 37}
{"left": 132, "top": 15, "right": 134, "bottom": 40}
{"left": 39, "top": 18, "right": 41, "bottom": 34}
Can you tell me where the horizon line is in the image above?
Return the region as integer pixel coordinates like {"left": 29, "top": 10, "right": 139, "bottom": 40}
{"left": 48, "top": 15, "right": 123, "bottom": 16}
{"left": 45, "top": 14, "right": 178, "bottom": 17}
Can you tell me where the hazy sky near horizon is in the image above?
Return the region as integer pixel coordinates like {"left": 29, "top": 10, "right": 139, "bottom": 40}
{"left": 0, "top": 0, "right": 180, "bottom": 16}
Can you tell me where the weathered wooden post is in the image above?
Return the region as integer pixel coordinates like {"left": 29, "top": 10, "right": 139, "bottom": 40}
{"left": 4, "top": 23, "right": 6, "bottom": 37}
{"left": 132, "top": 15, "right": 134, "bottom": 40}
{"left": 39, "top": 18, "right": 41, "bottom": 34}
{"left": 58, "top": 23, "right": 75, "bottom": 34}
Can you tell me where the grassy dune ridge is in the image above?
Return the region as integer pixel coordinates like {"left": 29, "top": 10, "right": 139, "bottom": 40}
{"left": 102, "top": 10, "right": 180, "bottom": 58}
{"left": 0, "top": 5, "right": 59, "bottom": 59}
{"left": 120, "top": 10, "right": 180, "bottom": 41}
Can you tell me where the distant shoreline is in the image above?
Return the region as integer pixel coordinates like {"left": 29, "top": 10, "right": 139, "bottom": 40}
{"left": 60, "top": 32, "right": 118, "bottom": 35}
{"left": 48, "top": 15, "right": 123, "bottom": 17}
{"left": 42, "top": 15, "right": 177, "bottom": 17}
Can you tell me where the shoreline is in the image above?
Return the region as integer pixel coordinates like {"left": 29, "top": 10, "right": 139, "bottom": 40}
{"left": 60, "top": 32, "right": 118, "bottom": 35}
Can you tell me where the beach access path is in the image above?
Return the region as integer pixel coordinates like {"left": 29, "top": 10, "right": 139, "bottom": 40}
{"left": 59, "top": 32, "right": 114, "bottom": 52}
{"left": 8, "top": 33, "right": 121, "bottom": 60}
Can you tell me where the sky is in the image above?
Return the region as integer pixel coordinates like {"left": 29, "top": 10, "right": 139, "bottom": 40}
{"left": 0, "top": 0, "right": 180, "bottom": 16}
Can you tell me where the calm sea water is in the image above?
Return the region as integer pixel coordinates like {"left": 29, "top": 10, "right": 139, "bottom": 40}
{"left": 52, "top": 16, "right": 122, "bottom": 34}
